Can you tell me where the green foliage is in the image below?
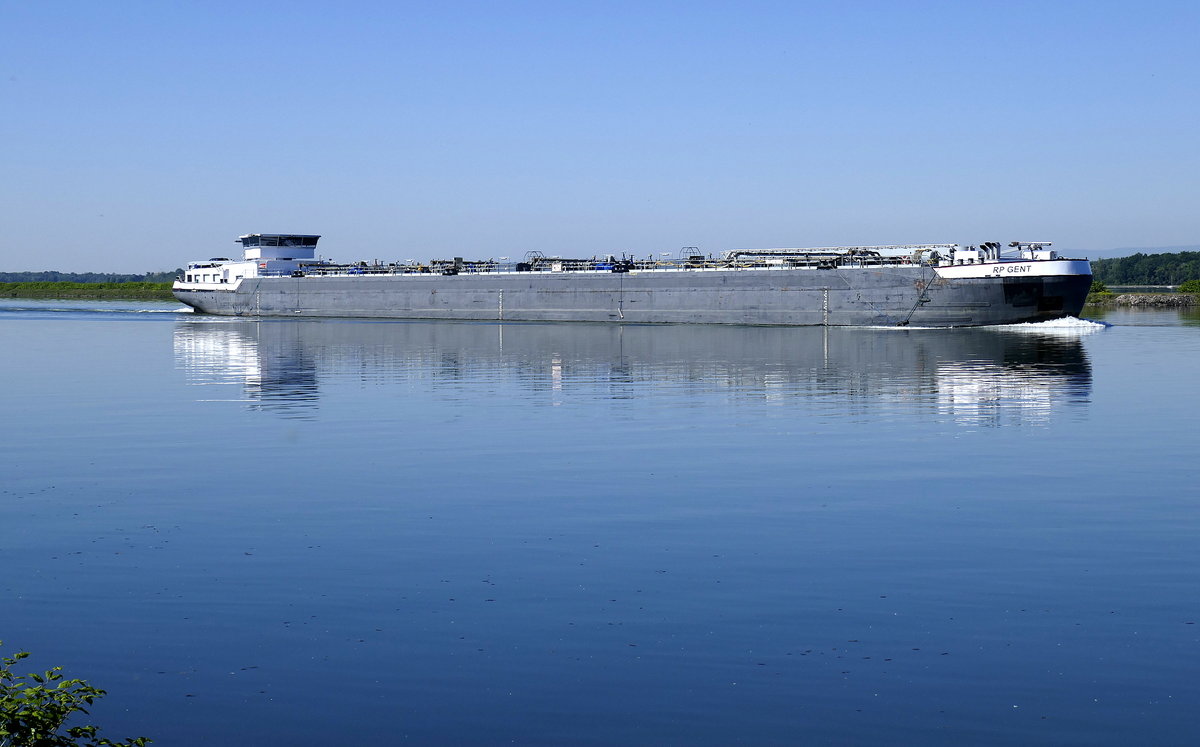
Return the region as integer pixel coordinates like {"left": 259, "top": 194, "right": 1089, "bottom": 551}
{"left": 1091, "top": 251, "right": 1200, "bottom": 286}
{"left": 1, "top": 643, "right": 149, "bottom": 747}
{"left": 0, "top": 283, "right": 175, "bottom": 300}
{"left": 1089, "top": 280, "right": 1109, "bottom": 294}
{"left": 0, "top": 282, "right": 169, "bottom": 292}
{"left": 1179, "top": 279, "right": 1200, "bottom": 294}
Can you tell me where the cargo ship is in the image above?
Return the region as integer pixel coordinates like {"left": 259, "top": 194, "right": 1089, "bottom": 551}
{"left": 173, "top": 234, "right": 1092, "bottom": 326}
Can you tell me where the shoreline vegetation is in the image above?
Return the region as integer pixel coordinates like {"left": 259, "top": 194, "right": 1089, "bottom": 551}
{"left": 1086, "top": 278, "right": 1199, "bottom": 306}
{"left": 0, "top": 282, "right": 176, "bottom": 300}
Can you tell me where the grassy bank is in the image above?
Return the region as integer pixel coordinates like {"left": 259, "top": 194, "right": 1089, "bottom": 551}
{"left": 0, "top": 281, "right": 176, "bottom": 300}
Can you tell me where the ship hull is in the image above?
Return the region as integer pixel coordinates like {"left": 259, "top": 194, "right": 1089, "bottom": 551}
{"left": 174, "top": 264, "right": 1091, "bottom": 327}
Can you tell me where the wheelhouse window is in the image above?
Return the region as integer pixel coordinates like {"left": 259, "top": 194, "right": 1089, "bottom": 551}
{"left": 240, "top": 234, "right": 319, "bottom": 248}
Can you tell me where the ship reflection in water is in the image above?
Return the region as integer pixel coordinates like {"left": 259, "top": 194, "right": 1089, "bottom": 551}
{"left": 172, "top": 319, "right": 1095, "bottom": 424}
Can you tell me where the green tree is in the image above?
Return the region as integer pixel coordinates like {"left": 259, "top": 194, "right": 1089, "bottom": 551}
{"left": 1, "top": 644, "right": 149, "bottom": 747}
{"left": 1092, "top": 252, "right": 1200, "bottom": 285}
{"left": 1090, "top": 280, "right": 1109, "bottom": 294}
{"left": 1179, "top": 279, "right": 1200, "bottom": 294}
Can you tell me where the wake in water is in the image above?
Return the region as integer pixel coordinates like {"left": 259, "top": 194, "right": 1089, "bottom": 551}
{"left": 0, "top": 306, "right": 192, "bottom": 314}
{"left": 861, "top": 316, "right": 1108, "bottom": 333}
{"left": 993, "top": 316, "right": 1108, "bottom": 335}
{"left": 0, "top": 298, "right": 192, "bottom": 315}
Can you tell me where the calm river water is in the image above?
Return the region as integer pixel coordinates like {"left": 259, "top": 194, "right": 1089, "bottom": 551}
{"left": 2, "top": 299, "right": 1198, "bottom": 745}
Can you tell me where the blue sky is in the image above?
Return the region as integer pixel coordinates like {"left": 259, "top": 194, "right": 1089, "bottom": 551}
{"left": 2, "top": 1, "right": 1197, "bottom": 271}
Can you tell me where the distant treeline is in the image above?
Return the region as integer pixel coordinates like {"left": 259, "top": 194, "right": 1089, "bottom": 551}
{"left": 0, "top": 269, "right": 182, "bottom": 283}
{"left": 0, "top": 281, "right": 175, "bottom": 299}
{"left": 1091, "top": 252, "right": 1200, "bottom": 286}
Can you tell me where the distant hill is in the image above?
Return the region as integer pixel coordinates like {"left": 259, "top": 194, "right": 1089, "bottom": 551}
{"left": 1105, "top": 244, "right": 1200, "bottom": 256}
{"left": 0, "top": 269, "right": 182, "bottom": 283}
{"left": 1092, "top": 251, "right": 1200, "bottom": 286}
{"left": 1076, "top": 245, "right": 1200, "bottom": 260}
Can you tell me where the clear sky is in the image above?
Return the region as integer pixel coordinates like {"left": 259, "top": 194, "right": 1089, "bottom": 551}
{"left": 2, "top": 0, "right": 1197, "bottom": 272}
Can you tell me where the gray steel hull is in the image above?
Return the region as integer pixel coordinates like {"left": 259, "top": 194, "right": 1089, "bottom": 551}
{"left": 174, "top": 267, "right": 1091, "bottom": 327}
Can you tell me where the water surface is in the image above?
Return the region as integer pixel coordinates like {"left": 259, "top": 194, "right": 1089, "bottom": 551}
{"left": 2, "top": 299, "right": 1198, "bottom": 745}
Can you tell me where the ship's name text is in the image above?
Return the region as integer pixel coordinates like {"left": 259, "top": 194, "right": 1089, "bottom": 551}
{"left": 992, "top": 264, "right": 1032, "bottom": 275}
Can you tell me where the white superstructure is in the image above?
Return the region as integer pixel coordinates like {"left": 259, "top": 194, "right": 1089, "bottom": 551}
{"left": 180, "top": 234, "right": 322, "bottom": 286}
